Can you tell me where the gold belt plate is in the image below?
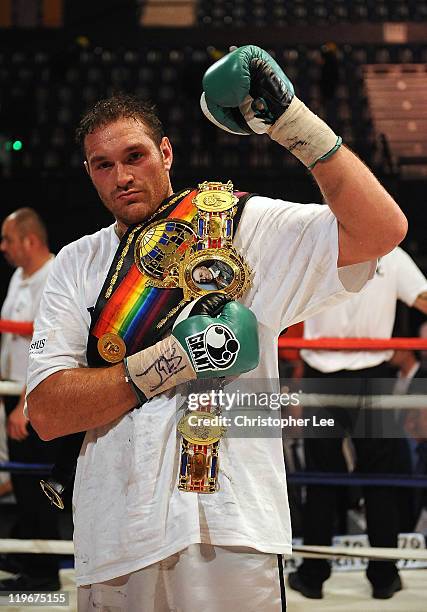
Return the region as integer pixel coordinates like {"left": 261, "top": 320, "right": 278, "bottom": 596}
{"left": 177, "top": 411, "right": 227, "bottom": 445}
{"left": 193, "top": 181, "right": 238, "bottom": 213}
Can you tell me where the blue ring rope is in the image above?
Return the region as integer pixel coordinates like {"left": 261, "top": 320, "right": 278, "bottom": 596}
{"left": 0, "top": 461, "right": 53, "bottom": 475}
{"left": 288, "top": 471, "right": 427, "bottom": 488}
{"left": 1, "top": 462, "right": 426, "bottom": 487}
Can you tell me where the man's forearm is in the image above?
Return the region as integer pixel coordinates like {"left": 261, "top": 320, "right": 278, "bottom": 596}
{"left": 311, "top": 146, "right": 408, "bottom": 267}
{"left": 27, "top": 364, "right": 136, "bottom": 441}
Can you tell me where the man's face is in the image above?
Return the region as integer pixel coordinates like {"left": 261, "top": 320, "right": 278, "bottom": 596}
{"left": 193, "top": 266, "right": 214, "bottom": 283}
{"left": 84, "top": 118, "right": 173, "bottom": 230}
{"left": 0, "top": 218, "right": 26, "bottom": 268}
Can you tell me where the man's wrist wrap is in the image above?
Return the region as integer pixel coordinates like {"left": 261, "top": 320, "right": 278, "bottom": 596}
{"left": 267, "top": 96, "right": 342, "bottom": 169}
{"left": 125, "top": 335, "right": 196, "bottom": 399}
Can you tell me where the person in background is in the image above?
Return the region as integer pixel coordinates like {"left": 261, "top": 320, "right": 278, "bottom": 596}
{"left": 0, "top": 400, "right": 12, "bottom": 498}
{"left": 0, "top": 208, "right": 60, "bottom": 592}
{"left": 389, "top": 349, "right": 427, "bottom": 533}
{"left": 289, "top": 247, "right": 427, "bottom": 600}
{"left": 390, "top": 349, "right": 424, "bottom": 396}
{"left": 401, "top": 404, "right": 427, "bottom": 532}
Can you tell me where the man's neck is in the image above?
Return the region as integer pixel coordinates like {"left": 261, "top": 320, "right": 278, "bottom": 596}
{"left": 22, "top": 251, "right": 52, "bottom": 278}
{"left": 114, "top": 221, "right": 127, "bottom": 240}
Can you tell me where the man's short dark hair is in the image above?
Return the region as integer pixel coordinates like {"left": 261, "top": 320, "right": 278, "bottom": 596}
{"left": 75, "top": 93, "right": 165, "bottom": 156}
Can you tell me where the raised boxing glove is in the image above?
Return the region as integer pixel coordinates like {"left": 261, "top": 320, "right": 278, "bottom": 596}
{"left": 201, "top": 45, "right": 342, "bottom": 169}
{"left": 125, "top": 293, "right": 259, "bottom": 398}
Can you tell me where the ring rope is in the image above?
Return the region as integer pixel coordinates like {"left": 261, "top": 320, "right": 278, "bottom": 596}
{"left": 1, "top": 325, "right": 426, "bottom": 377}
{"left": 0, "top": 380, "right": 24, "bottom": 396}
{"left": 298, "top": 392, "right": 427, "bottom": 409}
{"left": 1, "top": 328, "right": 426, "bottom": 375}
{"left": 0, "top": 461, "right": 52, "bottom": 475}
{"left": 0, "top": 319, "right": 33, "bottom": 335}
{"left": 1, "top": 323, "right": 426, "bottom": 349}
{"left": 2, "top": 462, "right": 426, "bottom": 488}
{"left": 2, "top": 381, "right": 425, "bottom": 406}
{"left": 292, "top": 544, "right": 427, "bottom": 561}
{"left": 0, "top": 539, "right": 74, "bottom": 555}
{"left": 287, "top": 472, "right": 427, "bottom": 488}
{"left": 0, "top": 539, "right": 425, "bottom": 561}
{"left": 278, "top": 337, "right": 427, "bottom": 350}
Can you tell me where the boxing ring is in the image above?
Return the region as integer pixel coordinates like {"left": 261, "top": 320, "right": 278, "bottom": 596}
{"left": 0, "top": 321, "right": 427, "bottom": 609}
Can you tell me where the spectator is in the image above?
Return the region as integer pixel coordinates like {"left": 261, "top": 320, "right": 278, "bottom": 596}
{"left": 0, "top": 208, "right": 60, "bottom": 592}
{"left": 0, "top": 399, "right": 12, "bottom": 498}
{"left": 288, "top": 246, "right": 427, "bottom": 600}
{"left": 390, "top": 349, "right": 427, "bottom": 532}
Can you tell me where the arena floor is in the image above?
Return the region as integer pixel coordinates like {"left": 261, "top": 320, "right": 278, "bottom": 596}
{"left": 288, "top": 569, "right": 427, "bottom": 611}
{"left": 1, "top": 568, "right": 427, "bottom": 611}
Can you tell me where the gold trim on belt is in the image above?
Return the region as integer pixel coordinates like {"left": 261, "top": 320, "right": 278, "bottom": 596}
{"left": 174, "top": 181, "right": 251, "bottom": 493}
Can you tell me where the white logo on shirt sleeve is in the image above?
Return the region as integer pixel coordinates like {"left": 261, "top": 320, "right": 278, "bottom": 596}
{"left": 29, "top": 338, "right": 47, "bottom": 355}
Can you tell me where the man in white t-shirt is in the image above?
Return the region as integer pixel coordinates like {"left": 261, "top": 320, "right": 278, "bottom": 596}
{"left": 389, "top": 349, "right": 427, "bottom": 534}
{"left": 289, "top": 247, "right": 427, "bottom": 600}
{"left": 0, "top": 208, "right": 59, "bottom": 592}
{"left": 26, "top": 46, "right": 407, "bottom": 611}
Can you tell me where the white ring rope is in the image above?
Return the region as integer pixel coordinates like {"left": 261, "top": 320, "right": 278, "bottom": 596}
{"left": 0, "top": 380, "right": 24, "bottom": 395}
{"left": 0, "top": 539, "right": 73, "bottom": 555}
{"left": 0, "top": 539, "right": 426, "bottom": 561}
{"left": 1, "top": 385, "right": 425, "bottom": 408}
{"left": 0, "top": 380, "right": 24, "bottom": 396}
{"left": 292, "top": 544, "right": 427, "bottom": 561}
{"left": 298, "top": 393, "right": 427, "bottom": 410}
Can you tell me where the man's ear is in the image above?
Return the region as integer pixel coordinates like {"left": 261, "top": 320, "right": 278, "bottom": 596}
{"left": 160, "top": 137, "right": 173, "bottom": 171}
{"left": 84, "top": 160, "right": 90, "bottom": 176}
{"left": 22, "top": 234, "right": 34, "bottom": 251}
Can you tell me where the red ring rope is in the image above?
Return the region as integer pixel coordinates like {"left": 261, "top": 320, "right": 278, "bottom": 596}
{"left": 1, "top": 319, "right": 426, "bottom": 353}
{"left": 0, "top": 319, "right": 33, "bottom": 335}
{"left": 279, "top": 336, "right": 427, "bottom": 352}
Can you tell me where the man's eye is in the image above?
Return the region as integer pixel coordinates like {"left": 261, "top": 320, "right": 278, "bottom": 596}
{"left": 98, "top": 161, "right": 112, "bottom": 169}
{"left": 128, "top": 152, "right": 143, "bottom": 162}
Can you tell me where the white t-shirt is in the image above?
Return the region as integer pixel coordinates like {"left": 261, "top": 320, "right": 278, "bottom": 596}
{"left": 27, "top": 196, "right": 374, "bottom": 586}
{"left": 1, "top": 257, "right": 54, "bottom": 383}
{"left": 301, "top": 247, "right": 427, "bottom": 373}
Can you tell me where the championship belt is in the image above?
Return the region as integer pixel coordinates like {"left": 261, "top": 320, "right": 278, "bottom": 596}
{"left": 133, "top": 180, "right": 252, "bottom": 316}
{"left": 89, "top": 182, "right": 251, "bottom": 364}
{"left": 175, "top": 181, "right": 251, "bottom": 493}
{"left": 177, "top": 393, "right": 226, "bottom": 494}
{"left": 41, "top": 182, "right": 253, "bottom": 508}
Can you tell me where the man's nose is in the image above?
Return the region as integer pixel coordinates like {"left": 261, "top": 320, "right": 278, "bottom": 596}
{"left": 115, "top": 163, "right": 134, "bottom": 188}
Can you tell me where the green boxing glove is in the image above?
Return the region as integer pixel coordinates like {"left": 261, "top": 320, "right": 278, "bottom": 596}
{"left": 125, "top": 293, "right": 259, "bottom": 399}
{"left": 200, "top": 44, "right": 342, "bottom": 169}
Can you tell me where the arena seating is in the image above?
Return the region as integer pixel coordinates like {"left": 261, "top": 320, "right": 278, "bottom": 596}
{"left": 364, "top": 63, "right": 427, "bottom": 176}
{"left": 196, "top": 0, "right": 427, "bottom": 27}
{"left": 2, "top": 41, "right": 426, "bottom": 177}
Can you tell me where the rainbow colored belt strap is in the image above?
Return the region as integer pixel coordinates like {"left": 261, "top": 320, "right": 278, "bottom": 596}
{"left": 86, "top": 188, "right": 198, "bottom": 366}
